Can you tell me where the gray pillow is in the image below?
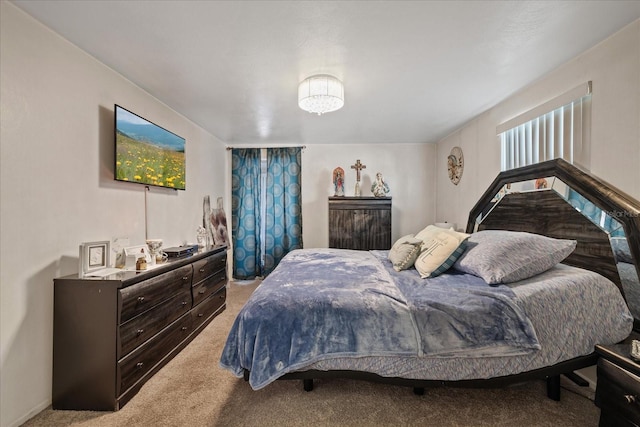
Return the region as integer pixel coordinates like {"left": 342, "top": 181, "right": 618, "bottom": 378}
{"left": 388, "top": 234, "right": 422, "bottom": 271}
{"left": 452, "top": 230, "right": 577, "bottom": 284}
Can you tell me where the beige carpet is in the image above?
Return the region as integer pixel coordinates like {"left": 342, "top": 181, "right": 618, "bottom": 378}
{"left": 24, "top": 280, "right": 599, "bottom": 426}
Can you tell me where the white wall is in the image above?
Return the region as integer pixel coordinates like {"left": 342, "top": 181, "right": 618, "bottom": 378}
{"left": 0, "top": 4, "right": 227, "bottom": 427}
{"left": 0, "top": 4, "right": 438, "bottom": 425}
{"left": 435, "top": 19, "right": 640, "bottom": 230}
{"left": 5, "top": 1, "right": 636, "bottom": 424}
{"left": 301, "top": 143, "right": 437, "bottom": 248}
{"left": 435, "top": 18, "right": 640, "bottom": 388}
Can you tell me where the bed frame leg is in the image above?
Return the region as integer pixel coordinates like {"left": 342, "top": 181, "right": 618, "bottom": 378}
{"left": 413, "top": 387, "right": 425, "bottom": 395}
{"left": 243, "top": 369, "right": 249, "bottom": 381}
{"left": 546, "top": 375, "right": 561, "bottom": 401}
{"left": 563, "top": 371, "right": 589, "bottom": 387}
{"left": 303, "top": 379, "right": 314, "bottom": 392}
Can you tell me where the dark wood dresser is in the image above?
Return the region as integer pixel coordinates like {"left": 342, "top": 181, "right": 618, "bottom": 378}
{"left": 328, "top": 197, "right": 391, "bottom": 250}
{"left": 595, "top": 337, "right": 640, "bottom": 426}
{"left": 53, "top": 246, "right": 228, "bottom": 411}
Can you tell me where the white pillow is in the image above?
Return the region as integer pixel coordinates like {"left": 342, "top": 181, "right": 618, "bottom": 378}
{"left": 415, "top": 225, "right": 447, "bottom": 242}
{"left": 388, "top": 234, "right": 423, "bottom": 271}
{"left": 415, "top": 224, "right": 466, "bottom": 241}
{"left": 414, "top": 228, "right": 470, "bottom": 278}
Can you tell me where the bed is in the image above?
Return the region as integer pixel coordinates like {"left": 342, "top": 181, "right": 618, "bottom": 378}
{"left": 220, "top": 159, "right": 640, "bottom": 400}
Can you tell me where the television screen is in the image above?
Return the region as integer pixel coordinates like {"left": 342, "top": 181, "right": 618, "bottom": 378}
{"left": 114, "top": 105, "right": 186, "bottom": 190}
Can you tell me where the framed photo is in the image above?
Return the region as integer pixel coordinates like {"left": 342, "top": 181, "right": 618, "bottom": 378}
{"left": 79, "top": 241, "right": 110, "bottom": 277}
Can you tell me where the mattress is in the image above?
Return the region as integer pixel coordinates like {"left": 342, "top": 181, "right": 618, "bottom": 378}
{"left": 220, "top": 248, "right": 632, "bottom": 389}
{"left": 306, "top": 251, "right": 633, "bottom": 381}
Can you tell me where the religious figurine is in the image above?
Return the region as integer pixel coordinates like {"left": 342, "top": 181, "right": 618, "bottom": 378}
{"left": 371, "top": 172, "right": 390, "bottom": 197}
{"left": 351, "top": 159, "right": 366, "bottom": 197}
{"left": 332, "top": 167, "right": 345, "bottom": 196}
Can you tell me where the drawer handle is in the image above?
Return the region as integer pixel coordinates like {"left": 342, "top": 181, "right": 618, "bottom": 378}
{"left": 199, "top": 268, "right": 205, "bottom": 273}
{"left": 136, "top": 362, "right": 144, "bottom": 369}
{"left": 625, "top": 394, "right": 637, "bottom": 404}
{"left": 181, "top": 301, "right": 188, "bottom": 306}
{"left": 181, "top": 326, "right": 188, "bottom": 331}
{"left": 219, "top": 294, "right": 224, "bottom": 299}
{"left": 137, "top": 296, "right": 145, "bottom": 303}
{"left": 199, "top": 289, "right": 206, "bottom": 294}
{"left": 198, "top": 313, "right": 204, "bottom": 317}
{"left": 182, "top": 276, "right": 189, "bottom": 281}
{"left": 136, "top": 329, "right": 144, "bottom": 336}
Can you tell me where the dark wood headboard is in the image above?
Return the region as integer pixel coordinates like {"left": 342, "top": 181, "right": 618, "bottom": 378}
{"left": 465, "top": 159, "right": 640, "bottom": 302}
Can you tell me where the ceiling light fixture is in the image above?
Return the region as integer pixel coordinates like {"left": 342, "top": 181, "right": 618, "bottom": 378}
{"left": 298, "top": 74, "right": 344, "bottom": 115}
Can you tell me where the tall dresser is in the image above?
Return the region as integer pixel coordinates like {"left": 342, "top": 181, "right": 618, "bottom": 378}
{"left": 52, "top": 246, "right": 227, "bottom": 411}
{"left": 328, "top": 197, "right": 392, "bottom": 250}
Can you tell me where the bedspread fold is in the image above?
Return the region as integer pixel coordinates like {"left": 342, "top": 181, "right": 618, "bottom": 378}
{"left": 220, "top": 249, "right": 540, "bottom": 389}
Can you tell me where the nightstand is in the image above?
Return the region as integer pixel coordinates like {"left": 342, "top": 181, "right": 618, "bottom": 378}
{"left": 595, "top": 337, "right": 640, "bottom": 427}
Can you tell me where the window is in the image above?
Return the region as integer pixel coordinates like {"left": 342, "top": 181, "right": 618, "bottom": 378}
{"left": 497, "top": 82, "right": 591, "bottom": 171}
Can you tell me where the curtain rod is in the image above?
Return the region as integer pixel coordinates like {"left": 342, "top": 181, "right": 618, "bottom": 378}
{"left": 226, "top": 145, "right": 306, "bottom": 150}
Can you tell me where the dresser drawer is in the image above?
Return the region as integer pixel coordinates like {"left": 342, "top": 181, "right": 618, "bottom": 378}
{"left": 118, "top": 314, "right": 192, "bottom": 395}
{"left": 192, "top": 252, "right": 226, "bottom": 284}
{"left": 119, "top": 288, "right": 192, "bottom": 357}
{"left": 596, "top": 358, "right": 640, "bottom": 424}
{"left": 119, "top": 265, "right": 193, "bottom": 323}
{"left": 192, "top": 287, "right": 226, "bottom": 330}
{"left": 192, "top": 269, "right": 226, "bottom": 306}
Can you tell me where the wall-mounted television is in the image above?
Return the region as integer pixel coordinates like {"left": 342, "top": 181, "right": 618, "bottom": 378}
{"left": 114, "top": 104, "right": 186, "bottom": 190}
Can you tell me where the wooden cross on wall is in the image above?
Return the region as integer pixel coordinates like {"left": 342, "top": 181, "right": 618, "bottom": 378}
{"left": 351, "top": 159, "right": 366, "bottom": 182}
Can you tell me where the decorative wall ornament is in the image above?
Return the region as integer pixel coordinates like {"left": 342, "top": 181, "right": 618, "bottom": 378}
{"left": 332, "top": 167, "right": 345, "bottom": 196}
{"left": 371, "top": 172, "right": 390, "bottom": 197}
{"left": 447, "top": 146, "right": 464, "bottom": 185}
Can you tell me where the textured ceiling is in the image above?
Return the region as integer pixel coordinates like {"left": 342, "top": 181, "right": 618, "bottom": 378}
{"left": 12, "top": 1, "right": 640, "bottom": 145}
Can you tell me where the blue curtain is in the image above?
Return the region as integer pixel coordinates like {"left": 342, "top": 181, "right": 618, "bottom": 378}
{"left": 231, "top": 149, "right": 262, "bottom": 279}
{"left": 263, "top": 147, "right": 303, "bottom": 275}
{"left": 231, "top": 147, "right": 303, "bottom": 278}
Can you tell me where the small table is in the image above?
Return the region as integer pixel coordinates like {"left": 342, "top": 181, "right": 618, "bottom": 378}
{"left": 595, "top": 336, "right": 640, "bottom": 427}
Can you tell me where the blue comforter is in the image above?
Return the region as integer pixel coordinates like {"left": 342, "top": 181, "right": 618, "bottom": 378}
{"left": 220, "top": 249, "right": 540, "bottom": 389}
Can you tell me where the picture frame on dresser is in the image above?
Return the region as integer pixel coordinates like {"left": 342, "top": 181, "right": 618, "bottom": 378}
{"left": 79, "top": 241, "right": 110, "bottom": 278}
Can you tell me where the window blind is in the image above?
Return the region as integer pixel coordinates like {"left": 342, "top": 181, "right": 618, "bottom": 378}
{"left": 498, "top": 82, "right": 591, "bottom": 171}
